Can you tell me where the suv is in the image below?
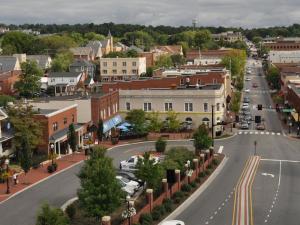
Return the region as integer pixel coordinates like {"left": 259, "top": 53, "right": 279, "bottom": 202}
{"left": 240, "top": 122, "right": 249, "bottom": 130}
{"left": 243, "top": 97, "right": 250, "bottom": 103}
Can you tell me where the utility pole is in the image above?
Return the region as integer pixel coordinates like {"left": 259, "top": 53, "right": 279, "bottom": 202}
{"left": 298, "top": 112, "right": 300, "bottom": 136}
{"left": 211, "top": 105, "right": 214, "bottom": 147}
{"left": 254, "top": 140, "right": 257, "bottom": 156}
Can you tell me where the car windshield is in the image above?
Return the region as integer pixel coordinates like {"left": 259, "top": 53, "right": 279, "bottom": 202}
{"left": 121, "top": 177, "right": 130, "bottom": 183}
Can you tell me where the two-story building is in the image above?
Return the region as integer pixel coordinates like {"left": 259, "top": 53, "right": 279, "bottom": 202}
{"left": 268, "top": 51, "right": 300, "bottom": 64}
{"left": 47, "top": 72, "right": 84, "bottom": 96}
{"left": 99, "top": 57, "right": 146, "bottom": 82}
{"left": 69, "top": 59, "right": 95, "bottom": 79}
{"left": 212, "top": 31, "right": 243, "bottom": 43}
{"left": 33, "top": 104, "right": 84, "bottom": 155}
{"left": 118, "top": 84, "right": 226, "bottom": 132}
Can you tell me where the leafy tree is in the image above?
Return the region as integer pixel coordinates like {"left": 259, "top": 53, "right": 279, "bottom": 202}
{"left": 170, "top": 54, "right": 185, "bottom": 66}
{"left": 1, "top": 31, "right": 36, "bottom": 54}
{"left": 14, "top": 61, "right": 43, "bottom": 98}
{"left": 194, "top": 30, "right": 212, "bottom": 48}
{"left": 252, "top": 36, "right": 263, "bottom": 44}
{"left": 19, "top": 135, "right": 32, "bottom": 175}
{"left": 162, "top": 146, "right": 194, "bottom": 172}
{"left": 84, "top": 32, "right": 105, "bottom": 41}
{"left": 145, "top": 67, "right": 154, "bottom": 77}
{"left": 126, "top": 49, "right": 138, "bottom": 57}
{"left": 193, "top": 124, "right": 212, "bottom": 155}
{"left": 67, "top": 124, "right": 77, "bottom": 153}
{"left": 266, "top": 66, "right": 280, "bottom": 90}
{"left": 147, "top": 111, "right": 163, "bottom": 133}
{"left": 36, "top": 203, "right": 69, "bottom": 225}
{"left": 97, "top": 119, "right": 104, "bottom": 141}
{"left": 69, "top": 32, "right": 85, "bottom": 46}
{"left": 39, "top": 35, "right": 77, "bottom": 54}
{"left": 103, "top": 51, "right": 126, "bottom": 58}
{"left": 126, "top": 109, "right": 147, "bottom": 136}
{"left": 155, "top": 137, "right": 167, "bottom": 153}
{"left": 78, "top": 147, "right": 123, "bottom": 218}
{"left": 155, "top": 54, "right": 173, "bottom": 68}
{"left": 124, "top": 31, "right": 154, "bottom": 49}
{"left": 7, "top": 103, "right": 42, "bottom": 160}
{"left": 166, "top": 111, "right": 181, "bottom": 132}
{"left": 51, "top": 51, "right": 74, "bottom": 72}
{"left": 221, "top": 49, "right": 247, "bottom": 79}
{"left": 135, "top": 152, "right": 164, "bottom": 191}
{"left": 0, "top": 95, "right": 15, "bottom": 107}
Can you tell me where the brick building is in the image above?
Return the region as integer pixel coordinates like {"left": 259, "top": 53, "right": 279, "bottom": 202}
{"left": 34, "top": 104, "right": 84, "bottom": 155}
{"left": 91, "top": 91, "right": 121, "bottom": 134}
{"left": 286, "top": 84, "right": 300, "bottom": 125}
{"left": 264, "top": 41, "right": 300, "bottom": 51}
{"left": 0, "top": 70, "right": 21, "bottom": 95}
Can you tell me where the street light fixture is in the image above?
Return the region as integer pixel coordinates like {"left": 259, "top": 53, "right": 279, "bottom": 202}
{"left": 50, "top": 143, "right": 55, "bottom": 166}
{"left": 4, "top": 159, "right": 10, "bottom": 194}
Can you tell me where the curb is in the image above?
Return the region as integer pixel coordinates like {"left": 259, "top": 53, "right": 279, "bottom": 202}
{"left": 0, "top": 160, "right": 84, "bottom": 205}
{"left": 61, "top": 197, "right": 78, "bottom": 211}
{"left": 159, "top": 155, "right": 229, "bottom": 223}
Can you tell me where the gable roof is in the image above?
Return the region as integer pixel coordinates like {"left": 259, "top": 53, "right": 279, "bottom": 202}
{"left": 0, "top": 56, "right": 19, "bottom": 72}
{"left": 128, "top": 45, "right": 144, "bottom": 53}
{"left": 48, "top": 71, "right": 82, "bottom": 78}
{"left": 86, "top": 41, "right": 102, "bottom": 58}
{"left": 152, "top": 45, "right": 182, "bottom": 55}
{"left": 27, "top": 55, "right": 51, "bottom": 69}
{"left": 100, "top": 39, "right": 110, "bottom": 48}
{"left": 70, "top": 47, "right": 93, "bottom": 56}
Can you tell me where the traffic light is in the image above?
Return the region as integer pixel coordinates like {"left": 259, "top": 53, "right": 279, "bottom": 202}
{"left": 257, "top": 104, "right": 263, "bottom": 110}
{"left": 255, "top": 116, "right": 261, "bottom": 123}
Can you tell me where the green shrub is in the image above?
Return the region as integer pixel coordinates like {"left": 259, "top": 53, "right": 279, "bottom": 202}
{"left": 174, "top": 197, "right": 181, "bottom": 204}
{"left": 190, "top": 181, "right": 197, "bottom": 188}
{"left": 151, "top": 205, "right": 165, "bottom": 221}
{"left": 207, "top": 164, "right": 212, "bottom": 169}
{"left": 195, "top": 177, "right": 201, "bottom": 183}
{"left": 172, "top": 191, "right": 184, "bottom": 200}
{"left": 181, "top": 184, "right": 192, "bottom": 192}
{"left": 139, "top": 213, "right": 153, "bottom": 224}
{"left": 212, "top": 158, "right": 219, "bottom": 165}
{"left": 65, "top": 203, "right": 76, "bottom": 220}
{"left": 205, "top": 169, "right": 212, "bottom": 175}
{"left": 155, "top": 137, "right": 167, "bottom": 153}
{"left": 163, "top": 198, "right": 173, "bottom": 212}
{"left": 199, "top": 172, "right": 205, "bottom": 177}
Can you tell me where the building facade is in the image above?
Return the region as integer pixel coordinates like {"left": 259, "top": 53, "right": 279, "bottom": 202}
{"left": 212, "top": 31, "right": 243, "bottom": 43}
{"left": 0, "top": 109, "right": 13, "bottom": 157}
{"left": 99, "top": 57, "right": 146, "bottom": 82}
{"left": 119, "top": 84, "right": 226, "bottom": 130}
{"left": 269, "top": 51, "right": 300, "bottom": 64}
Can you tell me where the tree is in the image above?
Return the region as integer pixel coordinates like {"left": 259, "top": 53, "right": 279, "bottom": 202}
{"left": 84, "top": 32, "right": 105, "bottom": 41}
{"left": 126, "top": 109, "right": 147, "bottom": 136}
{"left": 135, "top": 152, "right": 164, "bottom": 191}
{"left": 147, "top": 111, "right": 163, "bottom": 133}
{"left": 78, "top": 147, "right": 123, "bottom": 218}
{"left": 51, "top": 51, "right": 74, "bottom": 72}
{"left": 145, "top": 67, "right": 154, "bottom": 77}
{"left": 194, "top": 30, "right": 212, "bottom": 48}
{"left": 14, "top": 61, "right": 43, "bottom": 98}
{"left": 0, "top": 95, "right": 15, "bottom": 107}
{"left": 1, "top": 31, "right": 37, "bottom": 54}
{"left": 266, "top": 66, "right": 280, "bottom": 90}
{"left": 97, "top": 119, "right": 104, "bottom": 141}
{"left": 155, "top": 137, "right": 167, "bottom": 153}
{"left": 36, "top": 203, "right": 69, "bottom": 225}
{"left": 7, "top": 103, "right": 42, "bottom": 160}
{"left": 126, "top": 49, "right": 138, "bottom": 57}
{"left": 193, "top": 124, "right": 212, "bottom": 155}
{"left": 67, "top": 124, "right": 77, "bottom": 153}
{"left": 166, "top": 111, "right": 181, "bottom": 132}
{"left": 170, "top": 54, "right": 185, "bottom": 66}
{"left": 19, "top": 135, "right": 32, "bottom": 175}
{"left": 124, "top": 31, "right": 154, "bottom": 49}
{"left": 155, "top": 55, "right": 173, "bottom": 68}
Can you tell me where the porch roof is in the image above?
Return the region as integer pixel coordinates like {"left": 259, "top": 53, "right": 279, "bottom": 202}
{"left": 49, "top": 124, "right": 84, "bottom": 142}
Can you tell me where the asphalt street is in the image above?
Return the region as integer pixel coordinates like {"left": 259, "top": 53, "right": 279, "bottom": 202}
{"left": 0, "top": 59, "right": 299, "bottom": 225}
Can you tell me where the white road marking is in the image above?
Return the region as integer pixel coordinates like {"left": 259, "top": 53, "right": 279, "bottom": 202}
{"left": 261, "top": 159, "right": 300, "bottom": 163}
{"left": 277, "top": 133, "right": 281, "bottom": 135}
{"left": 239, "top": 131, "right": 242, "bottom": 134}
{"left": 214, "top": 211, "right": 217, "bottom": 215}
{"left": 266, "top": 132, "right": 270, "bottom": 135}
{"left": 271, "top": 205, "right": 273, "bottom": 208}
{"left": 271, "top": 132, "right": 275, "bottom": 135}
{"left": 255, "top": 132, "right": 258, "bottom": 134}
{"left": 218, "top": 207, "right": 221, "bottom": 210}
{"left": 205, "top": 222, "right": 209, "bottom": 224}
{"left": 222, "top": 203, "right": 224, "bottom": 206}
{"left": 265, "top": 220, "right": 268, "bottom": 223}
{"left": 261, "top": 132, "right": 264, "bottom": 134}
{"left": 267, "top": 214, "right": 270, "bottom": 217}
{"left": 261, "top": 173, "right": 275, "bottom": 178}
{"left": 225, "top": 198, "right": 228, "bottom": 202}
{"left": 278, "top": 161, "right": 282, "bottom": 188}
{"left": 250, "top": 131, "right": 253, "bottom": 134}
{"left": 269, "top": 209, "right": 272, "bottom": 213}
{"left": 244, "top": 132, "right": 248, "bottom": 134}
{"left": 210, "top": 216, "right": 213, "bottom": 220}
{"left": 218, "top": 146, "right": 224, "bottom": 154}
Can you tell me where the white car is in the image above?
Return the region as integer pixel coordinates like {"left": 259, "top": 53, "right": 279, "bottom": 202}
{"left": 244, "top": 89, "right": 250, "bottom": 93}
{"left": 245, "top": 77, "right": 251, "bottom": 81}
{"left": 161, "top": 220, "right": 185, "bottom": 225}
{"left": 120, "top": 155, "right": 160, "bottom": 171}
{"left": 242, "top": 103, "right": 249, "bottom": 108}
{"left": 116, "top": 176, "right": 140, "bottom": 196}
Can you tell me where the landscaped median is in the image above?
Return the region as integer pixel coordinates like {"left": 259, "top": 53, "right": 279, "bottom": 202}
{"left": 100, "top": 151, "right": 224, "bottom": 225}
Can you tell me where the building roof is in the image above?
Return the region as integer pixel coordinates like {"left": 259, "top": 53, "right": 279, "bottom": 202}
{"left": 70, "top": 59, "right": 93, "bottom": 68}
{"left": 152, "top": 45, "right": 182, "bottom": 55}
{"left": 0, "top": 56, "right": 19, "bottom": 72}
{"left": 70, "top": 47, "right": 93, "bottom": 56}
{"left": 48, "top": 71, "right": 82, "bottom": 78}
{"left": 86, "top": 41, "right": 102, "bottom": 58}
{"left": 50, "top": 124, "right": 83, "bottom": 141}
{"left": 26, "top": 55, "right": 51, "bottom": 69}
{"left": 186, "top": 49, "right": 232, "bottom": 61}
{"left": 100, "top": 39, "right": 110, "bottom": 48}
{"left": 128, "top": 45, "right": 144, "bottom": 53}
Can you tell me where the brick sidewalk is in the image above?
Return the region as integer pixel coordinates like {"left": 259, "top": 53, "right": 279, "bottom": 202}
{"left": 0, "top": 152, "right": 87, "bottom": 203}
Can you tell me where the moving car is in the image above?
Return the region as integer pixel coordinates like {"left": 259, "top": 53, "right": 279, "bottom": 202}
{"left": 243, "top": 97, "right": 250, "bottom": 103}
{"left": 161, "top": 220, "right": 185, "bottom": 225}
{"left": 240, "top": 122, "right": 249, "bottom": 129}
{"left": 256, "top": 123, "right": 265, "bottom": 130}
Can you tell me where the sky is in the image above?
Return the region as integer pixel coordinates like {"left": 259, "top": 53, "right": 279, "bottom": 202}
{"left": 0, "top": 0, "right": 300, "bottom": 28}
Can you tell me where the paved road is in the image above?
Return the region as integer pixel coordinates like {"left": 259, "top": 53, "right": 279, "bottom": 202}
{"left": 0, "top": 59, "right": 300, "bottom": 225}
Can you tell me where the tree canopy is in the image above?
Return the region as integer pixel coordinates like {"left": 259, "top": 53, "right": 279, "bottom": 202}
{"left": 36, "top": 203, "right": 69, "bottom": 225}
{"left": 126, "top": 109, "right": 147, "bottom": 136}
{"left": 193, "top": 124, "right": 212, "bottom": 155}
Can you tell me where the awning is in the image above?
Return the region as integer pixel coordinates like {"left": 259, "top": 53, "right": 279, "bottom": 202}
{"left": 103, "top": 115, "right": 123, "bottom": 133}
{"left": 50, "top": 124, "right": 84, "bottom": 142}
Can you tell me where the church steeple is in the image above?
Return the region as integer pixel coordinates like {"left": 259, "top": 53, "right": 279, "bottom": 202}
{"left": 108, "top": 30, "right": 112, "bottom": 38}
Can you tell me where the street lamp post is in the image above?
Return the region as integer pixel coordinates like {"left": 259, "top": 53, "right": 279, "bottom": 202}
{"left": 211, "top": 105, "right": 215, "bottom": 147}
{"left": 50, "top": 143, "right": 55, "bottom": 166}
{"left": 230, "top": 115, "right": 233, "bottom": 132}
{"left": 254, "top": 141, "right": 257, "bottom": 156}
{"left": 4, "top": 159, "right": 10, "bottom": 194}
{"left": 289, "top": 122, "right": 292, "bottom": 134}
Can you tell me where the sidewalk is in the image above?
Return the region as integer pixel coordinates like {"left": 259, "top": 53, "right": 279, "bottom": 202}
{"left": 0, "top": 152, "right": 87, "bottom": 203}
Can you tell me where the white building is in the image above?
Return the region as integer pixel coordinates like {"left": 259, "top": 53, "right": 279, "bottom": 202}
{"left": 268, "top": 50, "right": 300, "bottom": 64}
{"left": 100, "top": 57, "right": 146, "bottom": 82}
{"left": 0, "top": 109, "right": 13, "bottom": 157}
{"left": 119, "top": 84, "right": 226, "bottom": 132}
{"left": 48, "top": 72, "right": 83, "bottom": 96}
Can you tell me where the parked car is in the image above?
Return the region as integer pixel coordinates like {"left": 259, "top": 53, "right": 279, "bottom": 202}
{"left": 119, "top": 181, "right": 135, "bottom": 196}
{"left": 120, "top": 155, "right": 160, "bottom": 171}
{"left": 240, "top": 122, "right": 249, "bottom": 129}
{"left": 161, "top": 221, "right": 185, "bottom": 225}
{"left": 256, "top": 123, "right": 265, "bottom": 130}
{"left": 242, "top": 102, "right": 250, "bottom": 108}
{"left": 243, "top": 97, "right": 251, "bottom": 103}
{"left": 244, "top": 89, "right": 250, "bottom": 93}
{"left": 116, "top": 175, "right": 140, "bottom": 190}
{"left": 116, "top": 171, "right": 144, "bottom": 186}
{"left": 252, "top": 83, "right": 258, "bottom": 88}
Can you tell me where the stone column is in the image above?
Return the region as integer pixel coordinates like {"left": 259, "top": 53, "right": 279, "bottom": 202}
{"left": 193, "top": 158, "right": 199, "bottom": 175}
{"left": 146, "top": 189, "right": 153, "bottom": 212}
{"left": 175, "top": 169, "right": 181, "bottom": 190}
{"left": 58, "top": 142, "right": 61, "bottom": 156}
{"left": 200, "top": 153, "right": 205, "bottom": 173}
{"left": 101, "top": 216, "right": 111, "bottom": 225}
{"left": 209, "top": 146, "right": 214, "bottom": 157}
{"left": 162, "top": 178, "right": 169, "bottom": 198}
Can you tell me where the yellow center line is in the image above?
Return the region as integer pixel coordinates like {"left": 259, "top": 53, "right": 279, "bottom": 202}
{"left": 232, "top": 157, "right": 252, "bottom": 225}
{"left": 249, "top": 156, "right": 260, "bottom": 225}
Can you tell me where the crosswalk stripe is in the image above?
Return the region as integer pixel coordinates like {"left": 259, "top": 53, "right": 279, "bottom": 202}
{"left": 271, "top": 132, "right": 275, "bottom": 135}
{"left": 261, "top": 132, "right": 264, "bottom": 134}
{"left": 255, "top": 132, "right": 258, "bottom": 134}
{"left": 239, "top": 131, "right": 242, "bottom": 134}
{"left": 266, "top": 132, "right": 269, "bottom": 135}
{"left": 277, "top": 133, "right": 281, "bottom": 136}
{"left": 250, "top": 132, "right": 253, "bottom": 134}
{"left": 244, "top": 132, "right": 248, "bottom": 134}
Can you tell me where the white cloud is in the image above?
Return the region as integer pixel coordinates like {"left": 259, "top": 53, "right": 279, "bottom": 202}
{"left": 0, "top": 0, "right": 299, "bottom": 28}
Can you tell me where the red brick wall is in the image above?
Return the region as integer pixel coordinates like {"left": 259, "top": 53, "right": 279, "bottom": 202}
{"left": 91, "top": 91, "right": 119, "bottom": 124}
{"left": 139, "top": 52, "right": 154, "bottom": 67}
{"left": 286, "top": 86, "right": 300, "bottom": 112}
{"left": 101, "top": 73, "right": 225, "bottom": 93}
{"left": 0, "top": 70, "right": 21, "bottom": 95}
{"left": 265, "top": 42, "right": 300, "bottom": 51}
{"left": 34, "top": 106, "right": 78, "bottom": 153}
